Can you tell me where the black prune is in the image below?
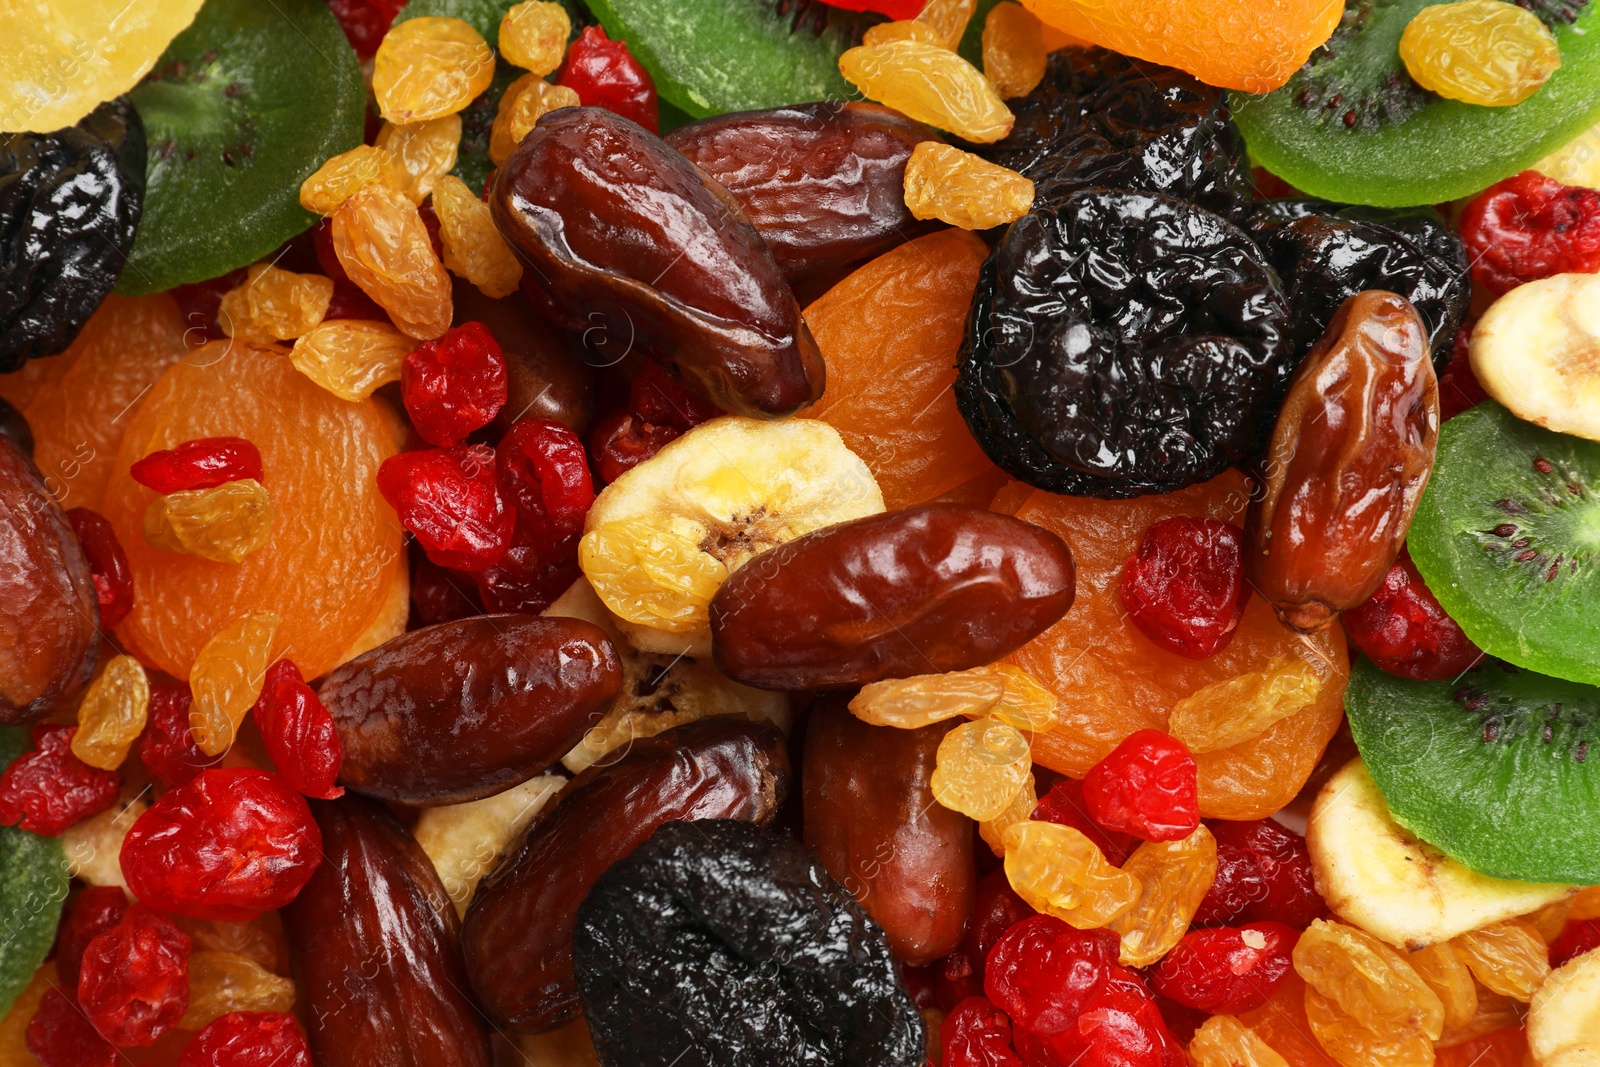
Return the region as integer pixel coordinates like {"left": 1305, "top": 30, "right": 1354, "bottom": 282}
{"left": 573, "top": 819, "right": 925, "bottom": 1067}
{"left": 0, "top": 98, "right": 145, "bottom": 371}
{"left": 955, "top": 188, "right": 1293, "bottom": 498}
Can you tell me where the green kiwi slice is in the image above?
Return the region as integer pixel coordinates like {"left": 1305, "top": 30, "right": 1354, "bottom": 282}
{"left": 117, "top": 0, "right": 366, "bottom": 295}
{"left": 1232, "top": 0, "right": 1600, "bottom": 207}
{"left": 1409, "top": 402, "right": 1600, "bottom": 687}
{"left": 0, "top": 727, "right": 68, "bottom": 1017}
{"left": 1345, "top": 656, "right": 1600, "bottom": 883}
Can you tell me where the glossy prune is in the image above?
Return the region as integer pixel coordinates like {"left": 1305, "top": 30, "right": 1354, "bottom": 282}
{"left": 317, "top": 615, "right": 621, "bottom": 805}
{"left": 282, "top": 795, "right": 491, "bottom": 1067}
{"left": 489, "top": 107, "right": 824, "bottom": 419}
{"left": 664, "top": 102, "right": 936, "bottom": 282}
{"left": 955, "top": 189, "right": 1293, "bottom": 498}
{"left": 573, "top": 819, "right": 925, "bottom": 1067}
{"left": 462, "top": 718, "right": 790, "bottom": 1032}
{"left": 711, "top": 504, "right": 1075, "bottom": 689}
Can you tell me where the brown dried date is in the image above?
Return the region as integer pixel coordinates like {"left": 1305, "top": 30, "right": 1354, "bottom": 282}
{"left": 1246, "top": 290, "right": 1440, "bottom": 632}
{"left": 461, "top": 717, "right": 790, "bottom": 1032}
{"left": 0, "top": 435, "right": 98, "bottom": 722}
{"left": 664, "top": 102, "right": 937, "bottom": 283}
{"left": 317, "top": 615, "right": 621, "bottom": 805}
{"left": 453, "top": 282, "right": 597, "bottom": 438}
{"left": 803, "top": 696, "right": 973, "bottom": 965}
{"left": 282, "top": 795, "right": 492, "bottom": 1067}
{"left": 710, "top": 503, "right": 1075, "bottom": 690}
{"left": 488, "top": 106, "right": 825, "bottom": 419}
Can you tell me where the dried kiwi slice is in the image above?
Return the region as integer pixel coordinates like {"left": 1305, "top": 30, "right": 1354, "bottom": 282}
{"left": 1345, "top": 657, "right": 1600, "bottom": 883}
{"left": 0, "top": 727, "right": 69, "bottom": 1017}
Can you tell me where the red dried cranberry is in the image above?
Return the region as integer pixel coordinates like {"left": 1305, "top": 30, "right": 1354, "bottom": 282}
{"left": 377, "top": 444, "right": 515, "bottom": 571}
{"left": 966, "top": 869, "right": 1035, "bottom": 967}
{"left": 470, "top": 519, "right": 581, "bottom": 614}
{"left": 1192, "top": 818, "right": 1325, "bottom": 928}
{"left": 0, "top": 725, "right": 120, "bottom": 836}
{"left": 1032, "top": 778, "right": 1138, "bottom": 866}
{"left": 943, "top": 996, "right": 1023, "bottom": 1067}
{"left": 250, "top": 660, "right": 344, "bottom": 800}
{"left": 129, "top": 437, "right": 264, "bottom": 494}
{"left": 984, "top": 915, "right": 1124, "bottom": 1035}
{"left": 137, "top": 679, "right": 221, "bottom": 788}
{"left": 587, "top": 409, "right": 680, "bottom": 484}
{"left": 324, "top": 282, "right": 388, "bottom": 322}
{"left": 1439, "top": 317, "right": 1489, "bottom": 422}
{"left": 54, "top": 887, "right": 130, "bottom": 992}
{"left": 26, "top": 988, "right": 116, "bottom": 1067}
{"left": 628, "top": 359, "right": 721, "bottom": 432}
{"left": 496, "top": 418, "right": 595, "bottom": 534}
{"left": 119, "top": 769, "right": 323, "bottom": 922}
{"left": 556, "top": 26, "right": 660, "bottom": 133}
{"left": 1080, "top": 731, "right": 1199, "bottom": 843}
{"left": 77, "top": 904, "right": 191, "bottom": 1046}
{"left": 1033, "top": 987, "right": 1186, "bottom": 1067}
{"left": 65, "top": 508, "right": 133, "bottom": 629}
{"left": 417, "top": 200, "right": 446, "bottom": 261}
{"left": 1149, "top": 921, "right": 1298, "bottom": 1015}
{"left": 1119, "top": 518, "right": 1249, "bottom": 659}
{"left": 409, "top": 547, "right": 485, "bottom": 626}
{"left": 177, "top": 1011, "right": 314, "bottom": 1067}
{"left": 1549, "top": 918, "right": 1600, "bottom": 969}
{"left": 401, "top": 322, "right": 509, "bottom": 446}
{"left": 1343, "top": 550, "right": 1484, "bottom": 682}
{"left": 170, "top": 270, "right": 249, "bottom": 344}
{"left": 326, "top": 0, "right": 407, "bottom": 57}
{"left": 1149, "top": 994, "right": 1207, "bottom": 1045}
{"left": 1459, "top": 170, "right": 1600, "bottom": 295}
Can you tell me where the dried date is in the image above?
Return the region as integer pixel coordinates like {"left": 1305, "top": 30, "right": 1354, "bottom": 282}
{"left": 454, "top": 282, "right": 597, "bottom": 438}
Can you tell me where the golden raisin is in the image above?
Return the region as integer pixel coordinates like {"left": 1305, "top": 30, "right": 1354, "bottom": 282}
{"left": 863, "top": 19, "right": 942, "bottom": 46}
{"left": 1167, "top": 658, "right": 1323, "bottom": 754}
{"left": 71, "top": 654, "right": 149, "bottom": 770}
{"left": 1450, "top": 919, "right": 1550, "bottom": 1002}
{"left": 1399, "top": 0, "right": 1560, "bottom": 107}
{"left": 1407, "top": 942, "right": 1479, "bottom": 1033}
{"left": 1292, "top": 919, "right": 1446, "bottom": 1040}
{"left": 982, "top": 2, "right": 1048, "bottom": 98}
{"left": 931, "top": 716, "right": 1031, "bottom": 821}
{"left": 143, "top": 479, "right": 276, "bottom": 565}
{"left": 332, "top": 183, "right": 454, "bottom": 340}
{"left": 917, "top": 0, "right": 977, "bottom": 48}
{"left": 1001, "top": 819, "right": 1141, "bottom": 929}
{"left": 432, "top": 174, "right": 524, "bottom": 299}
{"left": 374, "top": 115, "right": 462, "bottom": 203}
{"left": 498, "top": 0, "right": 571, "bottom": 76}
{"left": 1108, "top": 825, "right": 1218, "bottom": 967}
{"left": 1188, "top": 1015, "right": 1290, "bottom": 1067}
{"left": 373, "top": 16, "right": 496, "bottom": 124}
{"left": 178, "top": 915, "right": 290, "bottom": 975}
{"left": 1437, "top": 988, "right": 1522, "bottom": 1048}
{"left": 1304, "top": 986, "right": 1437, "bottom": 1067}
{"left": 850, "top": 670, "right": 1006, "bottom": 729}
{"left": 580, "top": 521, "right": 729, "bottom": 633}
{"left": 290, "top": 319, "right": 414, "bottom": 402}
{"left": 987, "top": 664, "right": 1061, "bottom": 733}
{"left": 489, "top": 73, "right": 582, "bottom": 164}
{"left": 979, "top": 768, "right": 1036, "bottom": 857}
{"left": 902, "top": 142, "right": 1034, "bottom": 230}
{"left": 217, "top": 264, "right": 334, "bottom": 344}
{"left": 838, "top": 41, "right": 1015, "bottom": 144}
{"left": 178, "top": 950, "right": 296, "bottom": 1030}
{"left": 299, "top": 145, "right": 407, "bottom": 216}
{"left": 189, "top": 611, "right": 281, "bottom": 756}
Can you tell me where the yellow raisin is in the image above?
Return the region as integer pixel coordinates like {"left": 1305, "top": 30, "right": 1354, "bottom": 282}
{"left": 62, "top": 801, "right": 144, "bottom": 889}
{"left": 178, "top": 950, "right": 296, "bottom": 1030}
{"left": 838, "top": 41, "right": 1015, "bottom": 144}
{"left": 579, "top": 521, "right": 729, "bottom": 633}
{"left": 375, "top": 115, "right": 462, "bottom": 203}
{"left": 917, "top": 0, "right": 977, "bottom": 49}
{"left": 217, "top": 264, "right": 334, "bottom": 344}
{"left": 1399, "top": 0, "right": 1560, "bottom": 107}
{"left": 1524, "top": 897, "right": 1575, "bottom": 943}
{"left": 1292, "top": 919, "right": 1447, "bottom": 1040}
{"left": 1407, "top": 942, "right": 1479, "bottom": 1032}
{"left": 981, "top": 2, "right": 1047, "bottom": 98}
{"left": 1001, "top": 819, "right": 1141, "bottom": 929}
{"left": 490, "top": 74, "right": 583, "bottom": 164}
{"left": 71, "top": 655, "right": 150, "bottom": 770}
{"left": 332, "top": 183, "right": 454, "bottom": 340}
{"left": 177, "top": 915, "right": 290, "bottom": 975}
{"left": 1109, "top": 825, "right": 1218, "bottom": 967}
{"left": 849, "top": 670, "right": 1006, "bottom": 729}
{"left": 290, "top": 319, "right": 414, "bottom": 402}
{"left": 499, "top": 0, "right": 571, "bottom": 75}
{"left": 979, "top": 768, "right": 1036, "bottom": 857}
{"left": 988, "top": 664, "right": 1060, "bottom": 733}
{"left": 1450, "top": 918, "right": 1550, "bottom": 1002}
{"left": 903, "top": 142, "right": 1034, "bottom": 231}
{"left": 1167, "top": 658, "right": 1323, "bottom": 754}
{"left": 299, "top": 144, "right": 407, "bottom": 216}
{"left": 863, "top": 19, "right": 942, "bottom": 46}
{"left": 189, "top": 611, "right": 280, "bottom": 757}
{"left": 1188, "top": 1015, "right": 1290, "bottom": 1067}
{"left": 931, "top": 716, "right": 1031, "bottom": 820}
{"left": 1304, "top": 986, "right": 1437, "bottom": 1067}
{"left": 1437, "top": 988, "right": 1523, "bottom": 1048}
{"left": 1535, "top": 120, "right": 1600, "bottom": 189}
{"left": 373, "top": 16, "right": 496, "bottom": 124}
{"left": 433, "top": 174, "right": 524, "bottom": 299}
{"left": 143, "top": 479, "right": 276, "bottom": 565}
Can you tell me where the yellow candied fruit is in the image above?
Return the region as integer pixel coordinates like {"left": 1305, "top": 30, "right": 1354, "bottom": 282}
{"left": 1407, "top": 942, "right": 1479, "bottom": 1032}
{"left": 144, "top": 479, "right": 275, "bottom": 565}
{"left": 1536, "top": 121, "right": 1600, "bottom": 188}
{"left": 1304, "top": 986, "right": 1437, "bottom": 1067}
{"left": 189, "top": 611, "right": 280, "bottom": 757}
{"left": 903, "top": 142, "right": 1035, "bottom": 231}
{"left": 1292, "top": 919, "right": 1447, "bottom": 1041}
{"left": 413, "top": 775, "right": 565, "bottom": 916}
{"left": 1399, "top": 0, "right": 1560, "bottom": 108}
{"left": 499, "top": 0, "right": 572, "bottom": 76}
{"left": 1001, "top": 819, "right": 1142, "bottom": 929}
{"left": 580, "top": 521, "right": 730, "bottom": 633}
{"left": 931, "top": 715, "right": 1032, "bottom": 821}
{"left": 982, "top": 2, "right": 1048, "bottom": 98}
{"left": 1188, "top": 1015, "right": 1289, "bottom": 1067}
{"left": 299, "top": 144, "right": 408, "bottom": 216}
{"left": 490, "top": 74, "right": 583, "bottom": 164}
{"left": 1167, "top": 657, "right": 1323, "bottom": 754}
{"left": 72, "top": 655, "right": 150, "bottom": 770}
{"left": 849, "top": 670, "right": 1006, "bottom": 729}
{"left": 1450, "top": 918, "right": 1550, "bottom": 1001}
{"left": 290, "top": 319, "right": 415, "bottom": 402}
{"left": 178, "top": 950, "right": 296, "bottom": 1030}
{"left": 1109, "top": 825, "right": 1217, "bottom": 967}
{"left": 433, "top": 174, "right": 524, "bottom": 299}
{"left": 839, "top": 41, "right": 1015, "bottom": 145}
{"left": 332, "top": 183, "right": 454, "bottom": 340}
{"left": 917, "top": 0, "right": 978, "bottom": 49}
{"left": 375, "top": 115, "right": 462, "bottom": 204}
{"left": 979, "top": 768, "right": 1037, "bottom": 857}
{"left": 863, "top": 19, "right": 943, "bottom": 46}
{"left": 373, "top": 16, "right": 496, "bottom": 124}
{"left": 217, "top": 264, "right": 334, "bottom": 345}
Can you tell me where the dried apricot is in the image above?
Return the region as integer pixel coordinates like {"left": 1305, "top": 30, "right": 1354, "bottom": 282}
{"left": 1238, "top": 972, "right": 1341, "bottom": 1067}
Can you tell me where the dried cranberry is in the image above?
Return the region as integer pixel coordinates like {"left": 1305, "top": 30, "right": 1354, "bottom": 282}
{"left": 1549, "top": 918, "right": 1600, "bottom": 969}
{"left": 587, "top": 409, "right": 680, "bottom": 484}
{"left": 376, "top": 444, "right": 515, "bottom": 571}
{"left": 1343, "top": 550, "right": 1484, "bottom": 682}
{"left": 1032, "top": 777, "right": 1138, "bottom": 866}
{"left": 137, "top": 679, "right": 221, "bottom": 788}
{"left": 1080, "top": 731, "right": 1199, "bottom": 843}
{"left": 408, "top": 547, "right": 484, "bottom": 626}
{"left": 470, "top": 519, "right": 581, "bottom": 614}
{"left": 26, "top": 988, "right": 116, "bottom": 1067}
{"left": 129, "top": 437, "right": 264, "bottom": 494}
{"left": 496, "top": 418, "right": 595, "bottom": 534}
{"left": 1119, "top": 518, "right": 1248, "bottom": 659}
{"left": 966, "top": 869, "right": 1035, "bottom": 965}
{"left": 628, "top": 359, "right": 721, "bottom": 432}
{"left": 1149, "top": 921, "right": 1298, "bottom": 1015}
{"left": 1459, "top": 170, "right": 1600, "bottom": 296}
{"left": 250, "top": 660, "right": 343, "bottom": 800}
{"left": 556, "top": 26, "right": 660, "bottom": 134}
{"left": 323, "top": 282, "right": 388, "bottom": 322}
{"left": 78, "top": 903, "right": 190, "bottom": 1046}
{"left": 902, "top": 950, "right": 984, "bottom": 1015}
{"left": 119, "top": 769, "right": 323, "bottom": 922}
{"left": 1032, "top": 987, "right": 1186, "bottom": 1067}
{"left": 401, "top": 322, "right": 509, "bottom": 446}
{"left": 64, "top": 507, "right": 133, "bottom": 629}
{"left": 54, "top": 886, "right": 130, "bottom": 992}
{"left": 1438, "top": 317, "right": 1489, "bottom": 422}
{"left": 177, "top": 1011, "right": 314, "bottom": 1067}
{"left": 1192, "top": 818, "right": 1325, "bottom": 928}
{"left": 943, "top": 996, "right": 1023, "bottom": 1067}
{"left": 984, "top": 915, "right": 1125, "bottom": 1035}
{"left": 0, "top": 725, "right": 120, "bottom": 836}
{"left": 326, "top": 0, "right": 407, "bottom": 57}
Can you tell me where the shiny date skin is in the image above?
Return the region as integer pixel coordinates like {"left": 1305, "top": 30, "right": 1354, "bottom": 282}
{"left": 317, "top": 615, "right": 621, "bottom": 805}
{"left": 489, "top": 107, "right": 825, "bottom": 420}
{"left": 453, "top": 282, "right": 597, "bottom": 438}
{"left": 803, "top": 697, "right": 973, "bottom": 965}
{"left": 1247, "top": 290, "right": 1440, "bottom": 632}
{"left": 282, "top": 795, "right": 491, "bottom": 1067}
{"left": 665, "top": 103, "right": 937, "bottom": 283}
{"left": 711, "top": 503, "right": 1076, "bottom": 690}
{"left": 462, "top": 718, "right": 790, "bottom": 1032}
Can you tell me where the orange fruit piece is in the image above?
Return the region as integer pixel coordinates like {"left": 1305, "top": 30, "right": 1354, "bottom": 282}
{"left": 994, "top": 470, "right": 1347, "bottom": 820}
{"left": 1238, "top": 971, "right": 1342, "bottom": 1067}
{"left": 1019, "top": 0, "right": 1344, "bottom": 93}
{"left": 102, "top": 340, "right": 403, "bottom": 682}
{"left": 801, "top": 229, "right": 999, "bottom": 510}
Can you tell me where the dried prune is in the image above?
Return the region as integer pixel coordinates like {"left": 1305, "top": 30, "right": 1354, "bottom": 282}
{"left": 0, "top": 98, "right": 145, "bottom": 370}
{"left": 955, "top": 189, "right": 1293, "bottom": 498}
{"left": 573, "top": 819, "right": 925, "bottom": 1067}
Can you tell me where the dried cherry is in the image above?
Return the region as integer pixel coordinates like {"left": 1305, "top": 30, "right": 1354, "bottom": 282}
{"left": 1080, "top": 730, "right": 1199, "bottom": 842}
{"left": 943, "top": 996, "right": 1024, "bottom": 1067}
{"left": 327, "top": 0, "right": 407, "bottom": 57}
{"left": 1119, "top": 517, "right": 1249, "bottom": 660}
{"left": 250, "top": 660, "right": 343, "bottom": 800}
{"left": 26, "top": 987, "right": 116, "bottom": 1067}
{"left": 376, "top": 444, "right": 515, "bottom": 571}
{"left": 129, "top": 437, "right": 265, "bottom": 494}
{"left": 54, "top": 886, "right": 130, "bottom": 992}
{"left": 555, "top": 26, "right": 659, "bottom": 133}
{"left": 495, "top": 417, "right": 594, "bottom": 534}
{"left": 177, "top": 1011, "right": 313, "bottom": 1067}
{"left": 1342, "top": 550, "right": 1484, "bottom": 681}
{"left": 587, "top": 409, "right": 681, "bottom": 484}
{"left": 77, "top": 903, "right": 190, "bottom": 1046}
{"left": 64, "top": 508, "right": 133, "bottom": 630}
{"left": 0, "top": 724, "right": 120, "bottom": 836}
{"left": 468, "top": 518, "right": 581, "bottom": 614}
{"left": 1459, "top": 169, "right": 1600, "bottom": 295}
{"left": 627, "top": 357, "right": 722, "bottom": 431}
{"left": 401, "top": 321, "right": 509, "bottom": 446}
{"left": 1191, "top": 818, "right": 1325, "bottom": 928}
{"left": 136, "top": 678, "right": 220, "bottom": 788}
{"left": 1149, "top": 921, "right": 1299, "bottom": 1014}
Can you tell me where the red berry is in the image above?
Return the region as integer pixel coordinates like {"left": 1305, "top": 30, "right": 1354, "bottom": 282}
{"left": 136, "top": 679, "right": 221, "bottom": 789}
{"left": 250, "top": 660, "right": 344, "bottom": 800}
{"left": 471, "top": 520, "right": 581, "bottom": 614}
{"left": 54, "top": 886, "right": 130, "bottom": 992}
{"left": 587, "top": 409, "right": 680, "bottom": 484}
{"left": 170, "top": 270, "right": 249, "bottom": 344}
{"left": 408, "top": 548, "right": 484, "bottom": 626}
{"left": 1080, "top": 731, "right": 1199, "bottom": 843}
{"left": 26, "top": 988, "right": 116, "bottom": 1067}
{"left": 130, "top": 437, "right": 264, "bottom": 494}
{"left": 1438, "top": 317, "right": 1489, "bottom": 422}
{"left": 1342, "top": 550, "right": 1484, "bottom": 682}
{"left": 1119, "top": 518, "right": 1249, "bottom": 659}
{"left": 0, "top": 725, "right": 120, "bottom": 836}
{"left": 326, "top": 0, "right": 408, "bottom": 57}
{"left": 966, "top": 869, "right": 1036, "bottom": 967}
{"left": 77, "top": 904, "right": 191, "bottom": 1046}
{"left": 377, "top": 444, "right": 515, "bottom": 571}
{"left": 496, "top": 418, "right": 595, "bottom": 534}
{"left": 1549, "top": 918, "right": 1600, "bottom": 969}
{"left": 818, "top": 0, "right": 929, "bottom": 17}
{"left": 178, "top": 1011, "right": 314, "bottom": 1067}
{"left": 628, "top": 359, "right": 721, "bottom": 432}
{"left": 1459, "top": 170, "right": 1600, "bottom": 295}
{"left": 943, "top": 996, "right": 1023, "bottom": 1067}
{"left": 65, "top": 508, "right": 134, "bottom": 629}
{"left": 1032, "top": 777, "right": 1138, "bottom": 866}
{"left": 120, "top": 769, "right": 323, "bottom": 922}
{"left": 1149, "top": 921, "right": 1299, "bottom": 1015}
{"left": 1191, "top": 818, "right": 1325, "bottom": 928}
{"left": 1033, "top": 987, "right": 1186, "bottom": 1067}
{"left": 984, "top": 915, "right": 1127, "bottom": 1035}
{"left": 556, "top": 27, "right": 660, "bottom": 133}
{"left": 401, "top": 322, "right": 509, "bottom": 446}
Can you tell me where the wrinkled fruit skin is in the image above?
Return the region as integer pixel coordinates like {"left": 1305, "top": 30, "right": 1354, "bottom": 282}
{"left": 573, "top": 819, "right": 926, "bottom": 1067}
{"left": 252, "top": 660, "right": 344, "bottom": 800}
{"left": 376, "top": 444, "right": 515, "bottom": 572}
{"left": 1033, "top": 777, "right": 1138, "bottom": 867}
{"left": 1459, "top": 169, "right": 1600, "bottom": 295}
{"left": 77, "top": 904, "right": 190, "bottom": 1046}
{"left": 1149, "top": 921, "right": 1299, "bottom": 1014}
{"left": 943, "top": 996, "right": 1023, "bottom": 1067}
{"left": 26, "top": 987, "right": 116, "bottom": 1067}
{"left": 1246, "top": 291, "right": 1440, "bottom": 632}
{"left": 137, "top": 679, "right": 220, "bottom": 788}
{"left": 1341, "top": 551, "right": 1484, "bottom": 681}
{"left": 711, "top": 504, "right": 1075, "bottom": 689}
{"left": 56, "top": 886, "right": 130, "bottom": 991}
{"left": 176, "top": 1011, "right": 313, "bottom": 1067}
{"left": 1119, "top": 517, "right": 1250, "bottom": 660}
{"left": 1082, "top": 730, "right": 1201, "bottom": 842}
{"left": 462, "top": 718, "right": 791, "bottom": 1032}
{"left": 282, "top": 795, "right": 491, "bottom": 1067}
{"left": 64, "top": 508, "right": 134, "bottom": 630}
{"left": 490, "top": 107, "right": 824, "bottom": 419}
{"left": 1192, "top": 818, "right": 1325, "bottom": 928}
{"left": 555, "top": 26, "right": 659, "bottom": 134}
{"left": 665, "top": 102, "right": 937, "bottom": 282}
{"left": 317, "top": 615, "right": 620, "bottom": 804}
{"left": 0, "top": 724, "right": 119, "bottom": 835}
{"left": 128, "top": 436, "right": 264, "bottom": 494}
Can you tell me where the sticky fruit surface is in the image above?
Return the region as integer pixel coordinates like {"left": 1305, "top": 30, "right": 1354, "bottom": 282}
{"left": 839, "top": 41, "right": 1015, "bottom": 143}
{"left": 1399, "top": 0, "right": 1560, "bottom": 108}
